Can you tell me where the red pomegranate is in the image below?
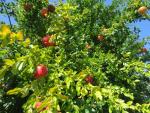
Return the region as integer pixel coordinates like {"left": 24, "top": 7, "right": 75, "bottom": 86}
{"left": 40, "top": 8, "right": 48, "bottom": 17}
{"left": 35, "top": 102, "right": 42, "bottom": 109}
{"left": 34, "top": 64, "right": 48, "bottom": 79}
{"left": 42, "top": 35, "right": 56, "bottom": 47}
{"left": 138, "top": 6, "right": 148, "bottom": 15}
{"left": 35, "top": 102, "right": 49, "bottom": 112}
{"left": 48, "top": 4, "right": 55, "bottom": 13}
{"left": 23, "top": 3, "right": 33, "bottom": 11}
{"left": 86, "top": 44, "right": 91, "bottom": 49}
{"left": 140, "top": 48, "right": 147, "bottom": 53}
{"left": 85, "top": 75, "right": 94, "bottom": 84}
{"left": 97, "top": 35, "right": 104, "bottom": 41}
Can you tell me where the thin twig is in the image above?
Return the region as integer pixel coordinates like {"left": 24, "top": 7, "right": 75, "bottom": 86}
{"left": 1, "top": 0, "right": 12, "bottom": 29}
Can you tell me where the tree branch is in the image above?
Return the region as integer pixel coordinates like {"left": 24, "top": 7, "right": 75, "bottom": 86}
{"left": 1, "top": 0, "right": 12, "bottom": 29}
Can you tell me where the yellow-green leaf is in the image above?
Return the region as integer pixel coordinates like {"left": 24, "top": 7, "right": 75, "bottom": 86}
{"left": 7, "top": 88, "right": 22, "bottom": 95}
{"left": 4, "top": 59, "right": 15, "bottom": 67}
{"left": 95, "top": 91, "right": 103, "bottom": 100}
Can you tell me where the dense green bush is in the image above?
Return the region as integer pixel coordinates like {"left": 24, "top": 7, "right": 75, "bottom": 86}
{"left": 0, "top": 0, "right": 150, "bottom": 113}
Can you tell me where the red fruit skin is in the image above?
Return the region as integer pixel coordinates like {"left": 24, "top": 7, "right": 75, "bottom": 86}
{"left": 141, "top": 48, "right": 147, "bottom": 53}
{"left": 42, "top": 35, "right": 56, "bottom": 47}
{"left": 35, "top": 102, "right": 42, "bottom": 109}
{"left": 85, "top": 75, "right": 94, "bottom": 84}
{"left": 48, "top": 4, "right": 55, "bottom": 13}
{"left": 35, "top": 102, "right": 48, "bottom": 113}
{"left": 97, "top": 35, "right": 104, "bottom": 41}
{"left": 24, "top": 3, "right": 33, "bottom": 11}
{"left": 138, "top": 6, "right": 148, "bottom": 15}
{"left": 86, "top": 44, "right": 91, "bottom": 49}
{"left": 41, "top": 8, "right": 48, "bottom": 17}
{"left": 34, "top": 64, "right": 48, "bottom": 79}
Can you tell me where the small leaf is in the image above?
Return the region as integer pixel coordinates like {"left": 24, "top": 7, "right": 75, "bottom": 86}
{"left": 0, "top": 24, "right": 11, "bottom": 37}
{"left": 4, "top": 59, "right": 15, "bottom": 67}
{"left": 122, "top": 110, "right": 129, "bottom": 113}
{"left": 85, "top": 109, "right": 90, "bottom": 113}
{"left": 109, "top": 106, "right": 113, "bottom": 113}
{"left": 16, "top": 31, "right": 23, "bottom": 41}
{"left": 0, "top": 66, "right": 7, "bottom": 79}
{"left": 76, "top": 82, "right": 82, "bottom": 95}
{"left": 0, "top": 49, "right": 8, "bottom": 58}
{"left": 81, "top": 87, "right": 88, "bottom": 96}
{"left": 95, "top": 91, "right": 102, "bottom": 100}
{"left": 65, "top": 77, "right": 72, "bottom": 89}
{"left": 7, "top": 88, "right": 22, "bottom": 95}
{"left": 17, "top": 61, "right": 25, "bottom": 71}
{"left": 7, "top": 85, "right": 30, "bottom": 97}
{"left": 57, "top": 94, "right": 68, "bottom": 100}
{"left": 127, "top": 101, "right": 133, "bottom": 105}
{"left": 24, "top": 38, "right": 31, "bottom": 47}
{"left": 124, "top": 93, "right": 134, "bottom": 100}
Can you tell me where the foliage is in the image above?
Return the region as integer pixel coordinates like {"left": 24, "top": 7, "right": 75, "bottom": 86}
{"left": 0, "top": 0, "right": 150, "bottom": 113}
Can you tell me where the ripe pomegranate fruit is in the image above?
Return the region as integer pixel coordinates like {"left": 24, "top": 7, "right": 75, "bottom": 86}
{"left": 34, "top": 64, "right": 48, "bottom": 79}
{"left": 42, "top": 35, "right": 56, "bottom": 47}
{"left": 140, "top": 48, "right": 147, "bottom": 53}
{"left": 85, "top": 75, "right": 94, "bottom": 84}
{"left": 35, "top": 102, "right": 48, "bottom": 112}
{"left": 35, "top": 102, "right": 42, "bottom": 109}
{"left": 86, "top": 44, "right": 91, "bottom": 49}
{"left": 138, "top": 6, "right": 148, "bottom": 15}
{"left": 23, "top": 3, "right": 33, "bottom": 11}
{"left": 41, "top": 8, "right": 48, "bottom": 17}
{"left": 48, "top": 4, "right": 55, "bottom": 13}
{"left": 97, "top": 35, "right": 104, "bottom": 41}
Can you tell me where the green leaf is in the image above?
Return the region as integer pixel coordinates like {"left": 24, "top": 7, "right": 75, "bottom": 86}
{"left": 124, "top": 93, "right": 134, "bottom": 100}
{"left": 73, "top": 105, "right": 80, "bottom": 113}
{"left": 95, "top": 91, "right": 103, "bottom": 100}
{"left": 0, "top": 66, "right": 7, "bottom": 79}
{"left": 122, "top": 110, "right": 129, "bottom": 113}
{"left": 36, "top": 98, "right": 52, "bottom": 112}
{"left": 81, "top": 87, "right": 88, "bottom": 96}
{"left": 76, "top": 82, "right": 82, "bottom": 95}
{"left": 109, "top": 106, "right": 113, "bottom": 113}
{"left": 16, "top": 61, "right": 25, "bottom": 71}
{"left": 127, "top": 101, "right": 133, "bottom": 105}
{"left": 57, "top": 94, "right": 68, "bottom": 101}
{"left": 4, "top": 59, "right": 15, "bottom": 67}
{"left": 21, "top": 85, "right": 30, "bottom": 98}
{"left": 7, "top": 88, "right": 22, "bottom": 95}
{"left": 85, "top": 109, "right": 90, "bottom": 113}
{"left": 65, "top": 77, "right": 73, "bottom": 89}
{"left": 0, "top": 49, "right": 7, "bottom": 58}
{"left": 7, "top": 85, "right": 30, "bottom": 97}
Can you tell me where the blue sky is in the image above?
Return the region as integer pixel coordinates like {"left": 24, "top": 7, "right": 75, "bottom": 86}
{"left": 0, "top": 0, "right": 150, "bottom": 48}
